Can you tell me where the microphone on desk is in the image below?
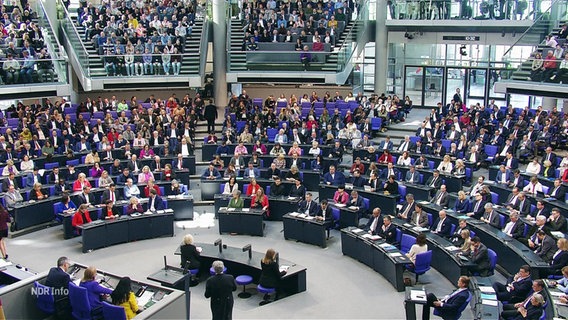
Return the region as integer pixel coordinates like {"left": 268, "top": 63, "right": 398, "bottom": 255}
{"left": 214, "top": 238, "right": 223, "bottom": 253}
{"left": 242, "top": 244, "right": 252, "bottom": 260}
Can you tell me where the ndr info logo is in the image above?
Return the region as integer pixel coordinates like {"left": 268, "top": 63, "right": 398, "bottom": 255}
{"left": 32, "top": 286, "right": 68, "bottom": 296}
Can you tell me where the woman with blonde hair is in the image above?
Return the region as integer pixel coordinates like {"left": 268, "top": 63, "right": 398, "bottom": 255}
{"left": 460, "top": 229, "right": 472, "bottom": 255}
{"left": 137, "top": 166, "right": 154, "bottom": 183}
{"left": 126, "top": 197, "right": 144, "bottom": 215}
{"left": 79, "top": 266, "right": 113, "bottom": 309}
{"left": 180, "top": 234, "right": 201, "bottom": 269}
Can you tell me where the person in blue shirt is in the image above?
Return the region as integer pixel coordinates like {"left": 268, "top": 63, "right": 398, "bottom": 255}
{"left": 454, "top": 191, "right": 471, "bottom": 214}
{"left": 323, "top": 165, "right": 346, "bottom": 185}
{"left": 216, "top": 141, "right": 230, "bottom": 155}
{"left": 79, "top": 266, "right": 113, "bottom": 309}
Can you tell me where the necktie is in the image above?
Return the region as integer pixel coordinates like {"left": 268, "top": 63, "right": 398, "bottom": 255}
{"left": 402, "top": 203, "right": 411, "bottom": 217}
{"left": 178, "top": 160, "right": 182, "bottom": 169}
{"left": 436, "top": 218, "right": 443, "bottom": 232}
{"left": 370, "top": 217, "right": 378, "bottom": 232}
{"left": 474, "top": 201, "right": 480, "bottom": 213}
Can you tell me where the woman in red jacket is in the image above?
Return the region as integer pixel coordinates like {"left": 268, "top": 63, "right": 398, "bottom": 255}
{"left": 246, "top": 178, "right": 262, "bottom": 196}
{"left": 251, "top": 188, "right": 270, "bottom": 218}
{"left": 72, "top": 204, "right": 92, "bottom": 235}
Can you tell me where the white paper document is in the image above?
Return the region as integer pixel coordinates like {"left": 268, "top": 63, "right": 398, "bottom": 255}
{"left": 478, "top": 286, "right": 496, "bottom": 293}
{"left": 482, "top": 300, "right": 498, "bottom": 306}
{"left": 410, "top": 290, "right": 426, "bottom": 302}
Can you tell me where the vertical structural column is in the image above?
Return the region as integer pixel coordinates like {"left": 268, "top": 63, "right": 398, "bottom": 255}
{"left": 212, "top": 0, "right": 228, "bottom": 106}
{"left": 375, "top": 0, "right": 388, "bottom": 94}
{"left": 542, "top": 97, "right": 557, "bottom": 111}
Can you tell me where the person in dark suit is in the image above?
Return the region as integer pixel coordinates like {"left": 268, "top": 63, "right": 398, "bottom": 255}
{"left": 397, "top": 194, "right": 416, "bottom": 222}
{"left": 546, "top": 179, "right": 566, "bottom": 201}
{"left": 259, "top": 248, "right": 287, "bottom": 301}
{"left": 126, "top": 155, "right": 142, "bottom": 174}
{"left": 502, "top": 212, "right": 525, "bottom": 240}
{"left": 1, "top": 172, "right": 19, "bottom": 192}
{"left": 548, "top": 208, "right": 567, "bottom": 232}
{"left": 535, "top": 231, "right": 557, "bottom": 263}
{"left": 180, "top": 234, "right": 201, "bottom": 269}
{"left": 430, "top": 185, "right": 449, "bottom": 208}
{"left": 480, "top": 203, "right": 501, "bottom": 228}
{"left": 425, "top": 170, "right": 442, "bottom": 189}
{"left": 101, "top": 184, "right": 120, "bottom": 203}
{"left": 204, "top": 260, "right": 237, "bottom": 320}
{"left": 316, "top": 200, "right": 334, "bottom": 239}
{"left": 298, "top": 192, "right": 318, "bottom": 216}
{"left": 378, "top": 215, "right": 397, "bottom": 243}
{"left": 426, "top": 276, "right": 471, "bottom": 320}
{"left": 501, "top": 280, "right": 546, "bottom": 319}
{"left": 410, "top": 203, "right": 429, "bottom": 228}
{"left": 467, "top": 236, "right": 491, "bottom": 276}
{"left": 265, "top": 163, "right": 281, "bottom": 180}
{"left": 350, "top": 170, "right": 366, "bottom": 188}
{"left": 288, "top": 179, "right": 306, "bottom": 200}
{"left": 543, "top": 239, "right": 568, "bottom": 277}
{"left": 100, "top": 200, "right": 121, "bottom": 220}
{"left": 348, "top": 190, "right": 366, "bottom": 218}
{"left": 147, "top": 189, "right": 164, "bottom": 211}
{"left": 492, "top": 265, "right": 533, "bottom": 304}
{"left": 323, "top": 165, "right": 346, "bottom": 185}
{"left": 449, "top": 219, "right": 468, "bottom": 246}
{"left": 204, "top": 101, "right": 218, "bottom": 133}
{"left": 365, "top": 208, "right": 383, "bottom": 235}
{"left": 45, "top": 256, "right": 72, "bottom": 318}
{"left": 76, "top": 186, "right": 96, "bottom": 207}
{"left": 454, "top": 191, "right": 470, "bottom": 214}
{"left": 431, "top": 210, "right": 452, "bottom": 237}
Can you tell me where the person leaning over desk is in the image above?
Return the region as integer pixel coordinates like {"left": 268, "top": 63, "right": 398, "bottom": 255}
{"left": 80, "top": 266, "right": 113, "bottom": 309}
{"left": 260, "top": 248, "right": 287, "bottom": 300}
{"left": 111, "top": 277, "right": 142, "bottom": 320}
{"left": 228, "top": 190, "right": 244, "bottom": 209}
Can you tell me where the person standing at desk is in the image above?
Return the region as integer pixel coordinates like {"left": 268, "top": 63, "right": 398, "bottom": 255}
{"left": 111, "top": 277, "right": 141, "bottom": 320}
{"left": 228, "top": 191, "right": 244, "bottom": 209}
{"left": 204, "top": 260, "right": 237, "bottom": 320}
{"left": 79, "top": 266, "right": 113, "bottom": 309}
{"left": 298, "top": 192, "right": 318, "bottom": 216}
{"left": 72, "top": 204, "right": 92, "bottom": 235}
{"left": 180, "top": 234, "right": 201, "bottom": 270}
{"left": 316, "top": 200, "right": 333, "bottom": 239}
{"left": 426, "top": 276, "right": 471, "bottom": 320}
{"left": 259, "top": 249, "right": 287, "bottom": 301}
{"left": 45, "top": 257, "right": 71, "bottom": 317}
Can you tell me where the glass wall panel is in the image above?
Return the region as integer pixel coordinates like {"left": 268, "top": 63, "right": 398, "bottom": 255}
{"left": 446, "top": 68, "right": 465, "bottom": 104}
{"left": 424, "top": 67, "right": 444, "bottom": 106}
{"left": 405, "top": 66, "right": 424, "bottom": 107}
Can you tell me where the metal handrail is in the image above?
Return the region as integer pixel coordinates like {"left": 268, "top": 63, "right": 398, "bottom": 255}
{"left": 334, "top": 0, "right": 369, "bottom": 68}
{"left": 36, "top": 1, "right": 64, "bottom": 58}
{"left": 502, "top": 0, "right": 562, "bottom": 57}
{"left": 62, "top": 5, "right": 91, "bottom": 58}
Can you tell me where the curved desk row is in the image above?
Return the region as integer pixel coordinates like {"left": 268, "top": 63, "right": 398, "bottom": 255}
{"left": 391, "top": 218, "right": 475, "bottom": 284}
{"left": 319, "top": 183, "right": 398, "bottom": 216}
{"left": 419, "top": 202, "right": 549, "bottom": 277}
{"left": 283, "top": 213, "right": 327, "bottom": 248}
{"left": 340, "top": 227, "right": 410, "bottom": 292}
{"left": 78, "top": 211, "right": 174, "bottom": 253}
{"left": 201, "top": 178, "right": 295, "bottom": 201}
{"left": 173, "top": 243, "right": 307, "bottom": 298}
{"left": 214, "top": 194, "right": 300, "bottom": 221}
{"left": 202, "top": 142, "right": 332, "bottom": 163}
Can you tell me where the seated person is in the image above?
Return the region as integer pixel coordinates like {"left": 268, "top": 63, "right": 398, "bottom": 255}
{"left": 101, "top": 200, "right": 120, "bottom": 220}
{"left": 243, "top": 162, "right": 260, "bottom": 179}
{"left": 350, "top": 170, "right": 366, "bottom": 188}
{"left": 126, "top": 197, "right": 144, "bottom": 215}
{"left": 378, "top": 215, "right": 397, "bottom": 243}
{"left": 465, "top": 236, "right": 491, "bottom": 276}
{"left": 170, "top": 180, "right": 185, "bottom": 195}
{"left": 333, "top": 186, "right": 349, "bottom": 204}
{"left": 55, "top": 194, "right": 77, "bottom": 221}
{"left": 269, "top": 177, "right": 286, "bottom": 197}
{"left": 180, "top": 234, "right": 201, "bottom": 270}
{"left": 228, "top": 190, "right": 244, "bottom": 209}
{"left": 431, "top": 210, "right": 451, "bottom": 236}
{"left": 79, "top": 266, "right": 113, "bottom": 309}
{"left": 366, "top": 208, "right": 383, "bottom": 235}
{"left": 410, "top": 203, "right": 429, "bottom": 228}
{"left": 124, "top": 178, "right": 141, "bottom": 199}
{"left": 348, "top": 190, "right": 365, "bottom": 218}
{"left": 549, "top": 266, "right": 568, "bottom": 294}
{"left": 110, "top": 277, "right": 141, "bottom": 320}
{"left": 97, "top": 170, "right": 113, "bottom": 188}
{"left": 316, "top": 200, "right": 334, "bottom": 239}
{"left": 454, "top": 191, "right": 470, "bottom": 214}
{"left": 426, "top": 276, "right": 471, "bottom": 320}
{"left": 72, "top": 204, "right": 92, "bottom": 234}
{"left": 137, "top": 166, "right": 155, "bottom": 184}
{"left": 72, "top": 173, "right": 92, "bottom": 192}
{"left": 143, "top": 179, "right": 161, "bottom": 197}
{"left": 285, "top": 166, "right": 301, "bottom": 182}
{"left": 29, "top": 182, "right": 48, "bottom": 201}
{"left": 223, "top": 176, "right": 239, "bottom": 195}
{"left": 406, "top": 233, "right": 428, "bottom": 265}
{"left": 298, "top": 192, "right": 318, "bottom": 216}
{"left": 246, "top": 178, "right": 261, "bottom": 196}
{"left": 323, "top": 165, "right": 346, "bottom": 185}
{"left": 259, "top": 248, "right": 287, "bottom": 299}
{"left": 492, "top": 265, "right": 533, "bottom": 304}
{"left": 383, "top": 175, "right": 398, "bottom": 194}
{"left": 289, "top": 179, "right": 306, "bottom": 200}
{"left": 147, "top": 189, "right": 164, "bottom": 212}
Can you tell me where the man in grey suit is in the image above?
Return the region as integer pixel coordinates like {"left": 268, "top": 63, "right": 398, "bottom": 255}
{"left": 410, "top": 203, "right": 429, "bottom": 228}
{"left": 405, "top": 165, "right": 420, "bottom": 184}
{"left": 481, "top": 203, "right": 500, "bottom": 228}
{"left": 535, "top": 231, "right": 557, "bottom": 263}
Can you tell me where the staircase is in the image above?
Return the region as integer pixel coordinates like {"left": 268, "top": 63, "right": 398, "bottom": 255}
{"left": 229, "top": 18, "right": 247, "bottom": 71}
{"left": 510, "top": 20, "right": 567, "bottom": 81}
{"left": 70, "top": 19, "right": 204, "bottom": 77}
